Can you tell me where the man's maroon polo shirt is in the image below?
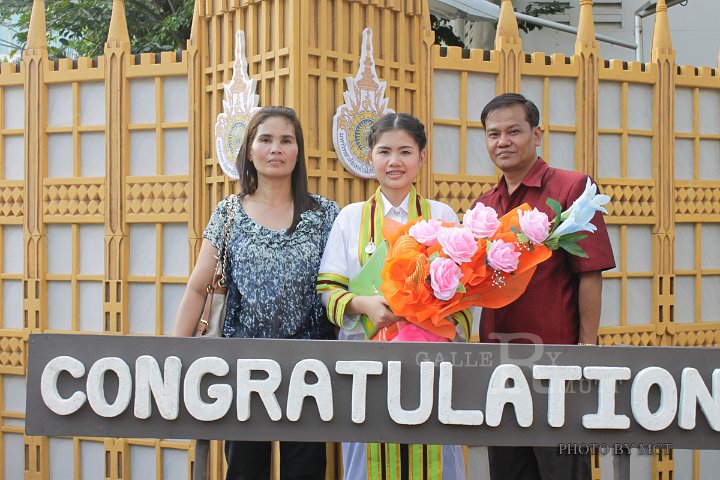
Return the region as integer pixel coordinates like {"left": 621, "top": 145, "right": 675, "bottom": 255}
{"left": 475, "top": 158, "right": 616, "bottom": 345}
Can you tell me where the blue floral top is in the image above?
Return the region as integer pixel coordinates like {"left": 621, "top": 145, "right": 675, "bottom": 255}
{"left": 203, "top": 195, "right": 340, "bottom": 339}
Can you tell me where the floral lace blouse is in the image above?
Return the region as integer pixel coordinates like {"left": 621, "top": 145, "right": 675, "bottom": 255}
{"left": 203, "top": 194, "right": 339, "bottom": 339}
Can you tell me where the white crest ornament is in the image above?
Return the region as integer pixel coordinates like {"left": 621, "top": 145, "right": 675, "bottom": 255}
{"left": 332, "top": 28, "right": 394, "bottom": 179}
{"left": 215, "top": 30, "right": 259, "bottom": 179}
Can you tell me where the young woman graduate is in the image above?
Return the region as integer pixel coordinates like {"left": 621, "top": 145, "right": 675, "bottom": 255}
{"left": 317, "top": 113, "right": 470, "bottom": 480}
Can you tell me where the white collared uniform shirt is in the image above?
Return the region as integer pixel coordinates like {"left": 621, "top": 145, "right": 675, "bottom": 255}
{"left": 319, "top": 191, "right": 459, "bottom": 340}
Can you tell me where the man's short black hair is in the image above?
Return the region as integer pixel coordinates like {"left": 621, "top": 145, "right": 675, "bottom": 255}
{"left": 480, "top": 93, "right": 540, "bottom": 129}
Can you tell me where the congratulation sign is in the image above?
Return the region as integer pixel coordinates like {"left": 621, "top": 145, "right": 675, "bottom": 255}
{"left": 214, "top": 30, "right": 259, "bottom": 179}
{"left": 332, "top": 28, "right": 394, "bottom": 179}
{"left": 25, "top": 334, "right": 720, "bottom": 449}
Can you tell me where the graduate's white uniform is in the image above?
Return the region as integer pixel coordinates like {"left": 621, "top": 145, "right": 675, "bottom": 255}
{"left": 319, "top": 192, "right": 467, "bottom": 480}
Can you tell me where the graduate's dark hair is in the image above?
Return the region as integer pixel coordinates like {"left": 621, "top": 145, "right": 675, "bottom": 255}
{"left": 235, "top": 106, "right": 318, "bottom": 234}
{"left": 367, "top": 113, "right": 427, "bottom": 151}
{"left": 480, "top": 93, "right": 540, "bottom": 128}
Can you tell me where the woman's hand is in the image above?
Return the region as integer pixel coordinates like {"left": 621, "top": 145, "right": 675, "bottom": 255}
{"left": 349, "top": 295, "right": 401, "bottom": 330}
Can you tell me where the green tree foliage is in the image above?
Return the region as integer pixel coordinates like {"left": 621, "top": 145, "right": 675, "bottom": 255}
{"left": 430, "top": 15, "right": 466, "bottom": 48}
{"left": 1, "top": 0, "right": 569, "bottom": 59}
{"left": 0, "top": 0, "right": 194, "bottom": 58}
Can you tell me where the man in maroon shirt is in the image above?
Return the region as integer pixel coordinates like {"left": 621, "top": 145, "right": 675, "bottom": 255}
{"left": 474, "top": 93, "right": 615, "bottom": 480}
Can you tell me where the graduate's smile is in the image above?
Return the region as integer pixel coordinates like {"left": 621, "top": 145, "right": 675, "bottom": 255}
{"left": 385, "top": 169, "right": 406, "bottom": 179}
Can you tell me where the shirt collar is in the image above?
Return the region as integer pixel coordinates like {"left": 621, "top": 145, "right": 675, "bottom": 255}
{"left": 520, "top": 157, "right": 548, "bottom": 187}
{"left": 380, "top": 191, "right": 410, "bottom": 217}
{"left": 496, "top": 157, "right": 548, "bottom": 195}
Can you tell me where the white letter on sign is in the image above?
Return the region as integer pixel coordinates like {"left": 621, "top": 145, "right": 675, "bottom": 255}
{"left": 387, "top": 361, "right": 434, "bottom": 425}
{"left": 41, "top": 355, "right": 87, "bottom": 415}
{"left": 286, "top": 359, "right": 334, "bottom": 422}
{"left": 679, "top": 368, "right": 720, "bottom": 431}
{"left": 87, "top": 357, "right": 133, "bottom": 418}
{"left": 582, "top": 366, "right": 631, "bottom": 429}
{"left": 236, "top": 359, "right": 283, "bottom": 422}
{"left": 485, "top": 364, "right": 533, "bottom": 427}
{"left": 631, "top": 366, "right": 677, "bottom": 431}
{"left": 335, "top": 360, "right": 383, "bottom": 424}
{"left": 438, "top": 362, "right": 484, "bottom": 425}
{"left": 533, "top": 365, "right": 582, "bottom": 427}
{"left": 134, "top": 356, "right": 181, "bottom": 420}
{"left": 184, "top": 357, "right": 232, "bottom": 421}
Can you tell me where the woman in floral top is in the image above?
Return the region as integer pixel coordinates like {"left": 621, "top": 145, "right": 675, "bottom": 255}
{"left": 174, "top": 106, "right": 338, "bottom": 479}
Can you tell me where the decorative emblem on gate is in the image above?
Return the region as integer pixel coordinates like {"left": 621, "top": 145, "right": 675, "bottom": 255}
{"left": 215, "top": 30, "right": 259, "bottom": 179}
{"left": 332, "top": 28, "right": 394, "bottom": 179}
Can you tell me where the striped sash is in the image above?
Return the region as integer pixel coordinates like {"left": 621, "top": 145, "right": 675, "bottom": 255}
{"left": 358, "top": 186, "right": 430, "bottom": 266}
{"left": 367, "top": 443, "right": 443, "bottom": 479}
{"left": 361, "top": 187, "right": 438, "bottom": 476}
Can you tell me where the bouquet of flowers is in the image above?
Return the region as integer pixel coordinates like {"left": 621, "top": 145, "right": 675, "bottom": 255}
{"left": 374, "top": 178, "right": 610, "bottom": 341}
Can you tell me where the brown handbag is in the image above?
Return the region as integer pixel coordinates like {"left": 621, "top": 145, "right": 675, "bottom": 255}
{"left": 194, "top": 195, "right": 239, "bottom": 337}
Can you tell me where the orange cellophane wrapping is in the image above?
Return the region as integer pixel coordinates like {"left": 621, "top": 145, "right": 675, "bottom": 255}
{"left": 377, "top": 204, "right": 551, "bottom": 340}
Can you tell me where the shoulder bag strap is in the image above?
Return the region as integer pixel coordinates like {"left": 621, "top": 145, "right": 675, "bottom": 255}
{"left": 195, "top": 195, "right": 239, "bottom": 336}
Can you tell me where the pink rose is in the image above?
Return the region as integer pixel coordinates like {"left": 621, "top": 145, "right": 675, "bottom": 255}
{"left": 517, "top": 208, "right": 551, "bottom": 244}
{"left": 463, "top": 202, "right": 501, "bottom": 238}
{"left": 409, "top": 219, "right": 443, "bottom": 246}
{"left": 429, "top": 257, "right": 463, "bottom": 301}
{"left": 486, "top": 239, "right": 521, "bottom": 273}
{"left": 437, "top": 227, "right": 478, "bottom": 264}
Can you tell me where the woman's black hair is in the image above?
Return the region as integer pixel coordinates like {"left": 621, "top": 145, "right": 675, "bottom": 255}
{"left": 235, "top": 106, "right": 318, "bottom": 234}
{"left": 366, "top": 113, "right": 427, "bottom": 151}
